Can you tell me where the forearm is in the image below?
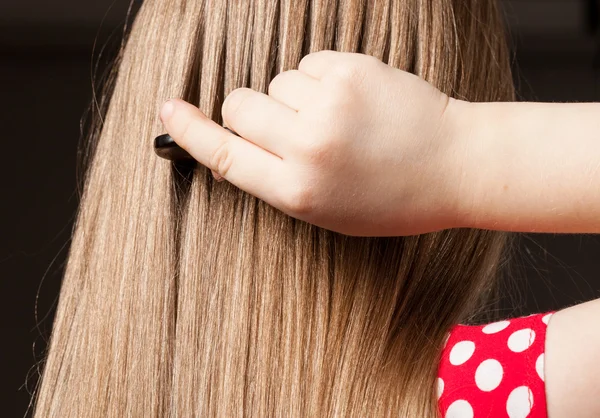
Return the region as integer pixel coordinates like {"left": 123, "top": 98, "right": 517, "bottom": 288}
{"left": 452, "top": 100, "right": 600, "bottom": 233}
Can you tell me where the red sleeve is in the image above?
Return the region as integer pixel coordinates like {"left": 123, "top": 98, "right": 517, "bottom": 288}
{"left": 437, "top": 311, "right": 555, "bottom": 418}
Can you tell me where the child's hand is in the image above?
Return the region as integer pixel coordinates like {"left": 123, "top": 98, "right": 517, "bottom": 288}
{"left": 159, "top": 50, "right": 469, "bottom": 237}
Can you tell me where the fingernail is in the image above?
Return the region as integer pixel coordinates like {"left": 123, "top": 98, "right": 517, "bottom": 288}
{"left": 211, "top": 170, "right": 224, "bottom": 182}
{"left": 160, "top": 100, "right": 175, "bottom": 121}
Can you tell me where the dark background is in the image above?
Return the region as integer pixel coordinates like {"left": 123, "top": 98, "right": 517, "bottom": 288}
{"left": 1, "top": 0, "right": 599, "bottom": 416}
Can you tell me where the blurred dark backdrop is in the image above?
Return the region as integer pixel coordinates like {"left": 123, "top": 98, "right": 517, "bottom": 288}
{"left": 1, "top": 0, "right": 599, "bottom": 416}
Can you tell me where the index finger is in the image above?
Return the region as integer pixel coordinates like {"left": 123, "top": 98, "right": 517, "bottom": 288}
{"left": 160, "top": 98, "right": 286, "bottom": 202}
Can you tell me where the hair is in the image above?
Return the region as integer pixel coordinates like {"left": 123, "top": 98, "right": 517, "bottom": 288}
{"left": 33, "top": 0, "right": 515, "bottom": 416}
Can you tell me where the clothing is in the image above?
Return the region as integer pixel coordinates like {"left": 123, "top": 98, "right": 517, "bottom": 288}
{"left": 437, "top": 311, "right": 555, "bottom": 418}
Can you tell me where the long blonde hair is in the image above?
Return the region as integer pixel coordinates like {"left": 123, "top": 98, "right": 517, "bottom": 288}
{"left": 34, "top": 0, "right": 515, "bottom": 416}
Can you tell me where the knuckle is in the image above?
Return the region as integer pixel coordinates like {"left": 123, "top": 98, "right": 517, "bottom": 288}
{"left": 361, "top": 53, "right": 381, "bottom": 67}
{"left": 268, "top": 71, "right": 287, "bottom": 96}
{"left": 269, "top": 70, "right": 300, "bottom": 96}
{"left": 298, "top": 51, "right": 321, "bottom": 71}
{"left": 315, "top": 79, "right": 354, "bottom": 119}
{"left": 222, "top": 87, "right": 252, "bottom": 121}
{"left": 298, "top": 49, "right": 335, "bottom": 73}
{"left": 297, "top": 53, "right": 310, "bottom": 71}
{"left": 209, "top": 138, "right": 233, "bottom": 178}
{"left": 329, "top": 80, "right": 354, "bottom": 105}
{"left": 284, "top": 182, "right": 315, "bottom": 215}
{"left": 323, "top": 60, "right": 370, "bottom": 99}
{"left": 302, "top": 137, "right": 332, "bottom": 165}
{"left": 328, "top": 60, "right": 363, "bottom": 83}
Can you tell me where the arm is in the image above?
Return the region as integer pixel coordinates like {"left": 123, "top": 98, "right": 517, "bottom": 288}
{"left": 159, "top": 50, "right": 600, "bottom": 237}
{"left": 452, "top": 100, "right": 600, "bottom": 234}
{"left": 448, "top": 100, "right": 600, "bottom": 416}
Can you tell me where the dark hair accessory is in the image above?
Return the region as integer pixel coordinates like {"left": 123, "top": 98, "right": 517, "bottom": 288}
{"left": 153, "top": 127, "right": 240, "bottom": 164}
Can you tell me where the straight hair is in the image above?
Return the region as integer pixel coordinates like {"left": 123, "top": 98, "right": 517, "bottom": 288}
{"left": 34, "top": 0, "right": 515, "bottom": 416}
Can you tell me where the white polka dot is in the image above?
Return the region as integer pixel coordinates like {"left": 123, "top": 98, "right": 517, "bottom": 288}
{"left": 437, "top": 378, "right": 444, "bottom": 399}
{"left": 475, "top": 359, "right": 504, "bottom": 391}
{"left": 449, "top": 341, "right": 476, "bottom": 365}
{"left": 482, "top": 320, "right": 510, "bottom": 334}
{"left": 508, "top": 328, "right": 536, "bottom": 353}
{"left": 506, "top": 386, "right": 533, "bottom": 418}
{"left": 446, "top": 399, "right": 474, "bottom": 418}
{"left": 542, "top": 313, "right": 553, "bottom": 325}
{"left": 536, "top": 354, "right": 544, "bottom": 381}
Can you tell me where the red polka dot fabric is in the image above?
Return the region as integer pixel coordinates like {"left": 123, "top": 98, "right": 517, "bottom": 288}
{"left": 437, "top": 311, "right": 555, "bottom": 418}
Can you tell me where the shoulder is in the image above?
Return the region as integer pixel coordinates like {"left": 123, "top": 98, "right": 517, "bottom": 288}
{"left": 545, "top": 298, "right": 600, "bottom": 417}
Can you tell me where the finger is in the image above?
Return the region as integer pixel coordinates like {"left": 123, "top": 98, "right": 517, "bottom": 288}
{"left": 161, "top": 99, "right": 285, "bottom": 201}
{"left": 268, "top": 69, "right": 320, "bottom": 111}
{"left": 211, "top": 169, "right": 225, "bottom": 182}
{"left": 297, "top": 49, "right": 354, "bottom": 79}
{"left": 221, "top": 87, "right": 299, "bottom": 158}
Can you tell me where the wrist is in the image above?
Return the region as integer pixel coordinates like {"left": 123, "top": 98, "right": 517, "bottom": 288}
{"left": 441, "top": 97, "right": 483, "bottom": 230}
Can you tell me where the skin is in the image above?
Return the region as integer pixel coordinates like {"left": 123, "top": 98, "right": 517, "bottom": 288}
{"left": 451, "top": 99, "right": 600, "bottom": 234}
{"left": 160, "top": 51, "right": 459, "bottom": 238}
{"left": 159, "top": 50, "right": 600, "bottom": 417}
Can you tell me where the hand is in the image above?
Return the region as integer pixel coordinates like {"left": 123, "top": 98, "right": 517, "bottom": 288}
{"left": 159, "top": 50, "right": 467, "bottom": 237}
